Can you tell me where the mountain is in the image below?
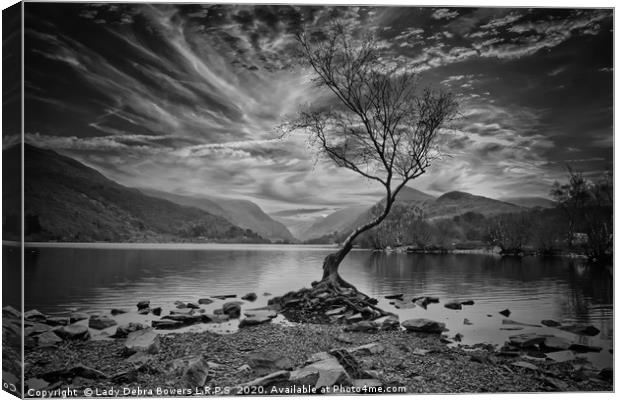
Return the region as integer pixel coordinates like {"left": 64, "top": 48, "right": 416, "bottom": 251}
{"left": 425, "top": 191, "right": 522, "bottom": 219}
{"left": 5, "top": 144, "right": 266, "bottom": 243}
{"left": 140, "top": 188, "right": 295, "bottom": 242}
{"left": 499, "top": 196, "right": 556, "bottom": 209}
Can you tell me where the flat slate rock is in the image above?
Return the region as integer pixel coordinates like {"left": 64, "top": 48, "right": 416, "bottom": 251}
{"left": 239, "top": 316, "right": 272, "bottom": 328}
{"left": 542, "top": 336, "right": 572, "bottom": 351}
{"left": 124, "top": 328, "right": 160, "bottom": 355}
{"left": 54, "top": 324, "right": 90, "bottom": 341}
{"left": 508, "top": 333, "right": 550, "bottom": 348}
{"left": 402, "top": 318, "right": 445, "bottom": 334}
{"left": 89, "top": 315, "right": 117, "bottom": 330}
{"left": 545, "top": 350, "right": 575, "bottom": 363}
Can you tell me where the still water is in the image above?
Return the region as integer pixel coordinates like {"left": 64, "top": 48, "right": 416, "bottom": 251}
{"left": 12, "top": 243, "right": 613, "bottom": 367}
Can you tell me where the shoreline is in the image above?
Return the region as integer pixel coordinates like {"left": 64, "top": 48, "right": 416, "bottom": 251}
{"left": 20, "top": 322, "right": 612, "bottom": 396}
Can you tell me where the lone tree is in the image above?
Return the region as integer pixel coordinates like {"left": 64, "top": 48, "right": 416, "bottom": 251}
{"left": 289, "top": 24, "right": 457, "bottom": 291}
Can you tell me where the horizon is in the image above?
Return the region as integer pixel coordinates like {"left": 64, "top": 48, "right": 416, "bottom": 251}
{"left": 5, "top": 3, "right": 613, "bottom": 215}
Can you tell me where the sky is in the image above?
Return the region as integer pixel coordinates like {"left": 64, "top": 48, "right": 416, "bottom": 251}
{"left": 14, "top": 2, "right": 613, "bottom": 216}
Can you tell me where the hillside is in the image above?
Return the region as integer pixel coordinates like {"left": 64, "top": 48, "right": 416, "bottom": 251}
{"left": 499, "top": 196, "right": 556, "bottom": 209}
{"left": 140, "top": 188, "right": 295, "bottom": 242}
{"left": 425, "top": 191, "right": 522, "bottom": 219}
{"left": 6, "top": 144, "right": 266, "bottom": 243}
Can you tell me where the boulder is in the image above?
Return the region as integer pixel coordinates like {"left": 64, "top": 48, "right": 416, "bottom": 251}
{"left": 568, "top": 344, "right": 602, "bottom": 353}
{"left": 110, "top": 308, "right": 128, "bottom": 315}
{"left": 186, "top": 303, "right": 200, "bottom": 309}
{"left": 499, "top": 309, "right": 511, "bottom": 317}
{"left": 124, "top": 329, "right": 160, "bottom": 355}
{"left": 509, "top": 333, "right": 549, "bottom": 348}
{"left": 343, "top": 321, "right": 378, "bottom": 333}
{"left": 69, "top": 312, "right": 89, "bottom": 323}
{"left": 541, "top": 320, "right": 561, "bottom": 327}
{"left": 541, "top": 336, "right": 572, "bottom": 351}
{"left": 54, "top": 324, "right": 90, "bottom": 341}
{"left": 559, "top": 324, "right": 600, "bottom": 336}
{"left": 88, "top": 315, "right": 117, "bottom": 330}
{"left": 180, "top": 357, "right": 211, "bottom": 387}
{"left": 136, "top": 300, "right": 150, "bottom": 310}
{"left": 2, "top": 306, "right": 20, "bottom": 319}
{"left": 444, "top": 302, "right": 462, "bottom": 310}
{"left": 348, "top": 343, "right": 385, "bottom": 356}
{"left": 24, "top": 309, "right": 47, "bottom": 322}
{"left": 241, "top": 292, "right": 257, "bottom": 302}
{"left": 151, "top": 319, "right": 184, "bottom": 330}
{"left": 151, "top": 307, "right": 162, "bottom": 316}
{"left": 325, "top": 307, "right": 347, "bottom": 316}
{"left": 289, "top": 369, "right": 320, "bottom": 386}
{"left": 301, "top": 357, "right": 350, "bottom": 388}
{"left": 374, "top": 315, "right": 399, "bottom": 331}
{"left": 239, "top": 316, "right": 272, "bottom": 328}
{"left": 239, "top": 370, "right": 290, "bottom": 387}
{"left": 222, "top": 302, "right": 242, "bottom": 318}
{"left": 502, "top": 319, "right": 541, "bottom": 328}
{"left": 402, "top": 319, "right": 445, "bottom": 334}
{"left": 247, "top": 351, "right": 293, "bottom": 375}
{"left": 36, "top": 331, "right": 63, "bottom": 347}
{"left": 113, "top": 322, "right": 148, "bottom": 338}
{"left": 45, "top": 316, "right": 69, "bottom": 326}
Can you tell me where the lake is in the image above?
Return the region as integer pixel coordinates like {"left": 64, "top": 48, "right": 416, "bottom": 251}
{"left": 7, "top": 243, "right": 613, "bottom": 368}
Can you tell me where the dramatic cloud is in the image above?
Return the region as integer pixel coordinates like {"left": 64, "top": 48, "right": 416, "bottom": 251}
{"left": 20, "top": 4, "right": 613, "bottom": 214}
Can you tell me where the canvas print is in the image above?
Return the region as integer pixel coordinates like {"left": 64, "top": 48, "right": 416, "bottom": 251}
{"left": 2, "top": 2, "right": 614, "bottom": 397}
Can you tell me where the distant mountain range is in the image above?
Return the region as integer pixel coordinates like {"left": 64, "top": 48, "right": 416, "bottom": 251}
{"left": 4, "top": 144, "right": 281, "bottom": 243}
{"left": 139, "top": 188, "right": 294, "bottom": 242}
{"left": 273, "top": 187, "right": 555, "bottom": 241}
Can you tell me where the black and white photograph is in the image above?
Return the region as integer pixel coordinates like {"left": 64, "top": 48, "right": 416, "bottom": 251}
{"left": 1, "top": 1, "right": 614, "bottom": 397}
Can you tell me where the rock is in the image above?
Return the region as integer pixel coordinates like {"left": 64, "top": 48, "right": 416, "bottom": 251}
{"left": 349, "top": 343, "right": 385, "bottom": 356}
{"left": 25, "top": 378, "right": 49, "bottom": 390}
{"left": 24, "top": 309, "right": 47, "bottom": 321}
{"left": 545, "top": 350, "right": 575, "bottom": 363}
{"left": 301, "top": 357, "right": 350, "bottom": 388}
{"left": 44, "top": 316, "right": 69, "bottom": 326}
{"left": 502, "top": 319, "right": 542, "bottom": 328}
{"left": 568, "top": 344, "right": 602, "bottom": 353}
{"left": 412, "top": 348, "right": 431, "bottom": 356}
{"left": 500, "top": 327, "right": 524, "bottom": 331}
{"left": 343, "top": 321, "right": 378, "bottom": 333}
{"left": 345, "top": 313, "right": 364, "bottom": 323}
{"left": 402, "top": 318, "right": 445, "bottom": 334}
{"left": 305, "top": 352, "right": 334, "bottom": 364}
{"left": 541, "top": 336, "right": 572, "bottom": 351}
{"left": 124, "top": 329, "right": 160, "bottom": 355}
{"left": 111, "top": 308, "right": 128, "bottom": 315}
{"left": 180, "top": 357, "right": 211, "bottom": 387}
{"left": 352, "top": 379, "right": 382, "bottom": 388}
{"left": 391, "top": 299, "right": 416, "bottom": 309}
{"left": 444, "top": 302, "right": 462, "bottom": 310}
{"left": 211, "top": 294, "right": 237, "bottom": 300}
{"left": 453, "top": 333, "right": 463, "bottom": 342}
{"left": 325, "top": 307, "right": 347, "bottom": 316}
{"left": 384, "top": 294, "right": 404, "bottom": 300}
{"left": 88, "top": 315, "right": 117, "bottom": 330}
{"left": 186, "top": 302, "right": 200, "bottom": 309}
{"left": 151, "top": 307, "right": 162, "bottom": 316}
{"left": 161, "top": 314, "right": 206, "bottom": 326}
{"left": 113, "top": 322, "right": 148, "bottom": 338}
{"left": 239, "top": 316, "right": 272, "bottom": 328}
{"left": 511, "top": 361, "right": 538, "bottom": 371}
{"left": 541, "top": 319, "right": 562, "bottom": 327}
{"left": 136, "top": 300, "right": 150, "bottom": 310}
{"left": 69, "top": 312, "right": 89, "bottom": 323}
{"left": 241, "top": 292, "right": 257, "bottom": 301}
{"left": 289, "top": 369, "right": 320, "bottom": 386}
{"left": 508, "top": 333, "right": 549, "bottom": 348}
{"left": 198, "top": 298, "right": 214, "bottom": 305}
{"left": 244, "top": 310, "right": 277, "bottom": 319}
{"left": 559, "top": 324, "right": 600, "bottom": 336}
{"left": 36, "top": 331, "right": 63, "bottom": 347}
{"left": 463, "top": 318, "right": 473, "bottom": 325}
{"left": 460, "top": 300, "right": 475, "bottom": 306}
{"left": 2, "top": 306, "right": 20, "bottom": 319}
{"left": 375, "top": 315, "right": 399, "bottom": 331}
{"left": 544, "top": 376, "right": 569, "bottom": 390}
{"left": 222, "top": 302, "right": 242, "bottom": 318}
{"left": 335, "top": 334, "right": 354, "bottom": 344}
{"left": 263, "top": 292, "right": 272, "bottom": 296}
{"left": 247, "top": 351, "right": 293, "bottom": 375}
{"left": 151, "top": 320, "right": 184, "bottom": 330}
{"left": 54, "top": 324, "right": 90, "bottom": 340}
{"left": 239, "top": 370, "right": 290, "bottom": 387}
{"left": 24, "top": 322, "right": 53, "bottom": 336}
{"left": 499, "top": 309, "right": 511, "bottom": 317}
{"left": 137, "top": 308, "right": 150, "bottom": 315}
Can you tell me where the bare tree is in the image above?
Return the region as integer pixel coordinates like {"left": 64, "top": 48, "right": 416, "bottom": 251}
{"left": 287, "top": 23, "right": 457, "bottom": 290}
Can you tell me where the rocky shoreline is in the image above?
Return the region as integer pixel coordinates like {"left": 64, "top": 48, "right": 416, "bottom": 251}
{"left": 2, "top": 288, "right": 613, "bottom": 396}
